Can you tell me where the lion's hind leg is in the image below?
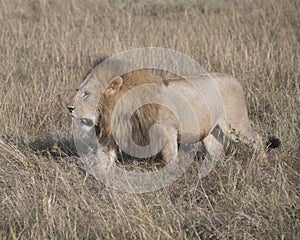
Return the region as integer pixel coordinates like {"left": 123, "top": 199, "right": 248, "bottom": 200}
{"left": 219, "top": 118, "right": 266, "bottom": 161}
{"left": 239, "top": 127, "right": 266, "bottom": 161}
{"left": 200, "top": 133, "right": 225, "bottom": 178}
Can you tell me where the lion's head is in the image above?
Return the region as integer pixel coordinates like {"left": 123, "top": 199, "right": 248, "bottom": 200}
{"left": 67, "top": 59, "right": 165, "bottom": 155}
{"left": 67, "top": 58, "right": 126, "bottom": 127}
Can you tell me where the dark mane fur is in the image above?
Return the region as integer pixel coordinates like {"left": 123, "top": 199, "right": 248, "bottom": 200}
{"left": 95, "top": 69, "right": 163, "bottom": 154}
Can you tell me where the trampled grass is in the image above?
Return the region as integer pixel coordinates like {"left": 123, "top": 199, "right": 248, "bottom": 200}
{"left": 0, "top": 0, "right": 299, "bottom": 239}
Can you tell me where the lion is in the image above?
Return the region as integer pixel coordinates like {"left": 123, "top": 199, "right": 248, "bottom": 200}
{"left": 67, "top": 58, "right": 281, "bottom": 171}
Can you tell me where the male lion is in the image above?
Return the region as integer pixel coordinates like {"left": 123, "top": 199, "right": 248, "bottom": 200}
{"left": 67, "top": 59, "right": 280, "bottom": 171}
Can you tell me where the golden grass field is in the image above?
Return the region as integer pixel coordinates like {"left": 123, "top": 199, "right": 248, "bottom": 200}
{"left": 0, "top": 0, "right": 299, "bottom": 239}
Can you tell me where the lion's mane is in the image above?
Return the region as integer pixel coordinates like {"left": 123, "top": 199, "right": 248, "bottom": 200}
{"left": 95, "top": 69, "right": 165, "bottom": 156}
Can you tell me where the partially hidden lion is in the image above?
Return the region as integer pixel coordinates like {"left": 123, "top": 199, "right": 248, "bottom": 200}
{"left": 67, "top": 58, "right": 281, "bottom": 170}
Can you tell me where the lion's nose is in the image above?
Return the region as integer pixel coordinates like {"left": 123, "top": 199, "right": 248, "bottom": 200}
{"left": 67, "top": 106, "right": 75, "bottom": 113}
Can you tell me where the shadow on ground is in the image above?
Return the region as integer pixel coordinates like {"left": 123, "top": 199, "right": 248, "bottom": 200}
{"left": 27, "top": 135, "right": 78, "bottom": 158}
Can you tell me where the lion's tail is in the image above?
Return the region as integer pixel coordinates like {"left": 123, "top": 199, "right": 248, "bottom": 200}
{"left": 265, "top": 136, "right": 281, "bottom": 150}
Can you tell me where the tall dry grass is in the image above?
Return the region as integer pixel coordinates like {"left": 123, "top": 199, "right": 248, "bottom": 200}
{"left": 0, "top": 0, "right": 299, "bottom": 239}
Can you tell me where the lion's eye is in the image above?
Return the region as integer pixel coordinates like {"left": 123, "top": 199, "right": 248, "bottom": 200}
{"left": 82, "top": 91, "right": 90, "bottom": 99}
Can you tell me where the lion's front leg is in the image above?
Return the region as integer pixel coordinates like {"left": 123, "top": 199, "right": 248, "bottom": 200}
{"left": 108, "top": 148, "right": 117, "bottom": 167}
{"left": 96, "top": 146, "right": 117, "bottom": 172}
{"left": 95, "top": 146, "right": 117, "bottom": 188}
{"left": 161, "top": 127, "right": 179, "bottom": 166}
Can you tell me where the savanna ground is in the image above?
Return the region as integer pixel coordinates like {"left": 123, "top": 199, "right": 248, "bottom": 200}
{"left": 0, "top": 0, "right": 299, "bottom": 239}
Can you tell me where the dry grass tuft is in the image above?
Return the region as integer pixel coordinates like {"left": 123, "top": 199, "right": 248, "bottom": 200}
{"left": 0, "top": 0, "right": 299, "bottom": 239}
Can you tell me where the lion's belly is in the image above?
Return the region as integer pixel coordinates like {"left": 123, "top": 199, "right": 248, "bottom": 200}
{"left": 165, "top": 77, "right": 224, "bottom": 143}
{"left": 179, "top": 111, "right": 213, "bottom": 143}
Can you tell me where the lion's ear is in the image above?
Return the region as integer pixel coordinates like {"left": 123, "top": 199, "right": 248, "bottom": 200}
{"left": 106, "top": 76, "right": 123, "bottom": 96}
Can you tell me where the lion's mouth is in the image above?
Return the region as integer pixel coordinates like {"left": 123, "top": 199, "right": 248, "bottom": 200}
{"left": 80, "top": 118, "right": 94, "bottom": 127}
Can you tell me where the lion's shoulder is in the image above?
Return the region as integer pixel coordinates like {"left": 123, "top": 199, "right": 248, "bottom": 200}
{"left": 121, "top": 70, "right": 162, "bottom": 88}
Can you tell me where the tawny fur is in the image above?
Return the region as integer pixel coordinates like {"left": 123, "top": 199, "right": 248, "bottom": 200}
{"left": 68, "top": 59, "right": 279, "bottom": 169}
